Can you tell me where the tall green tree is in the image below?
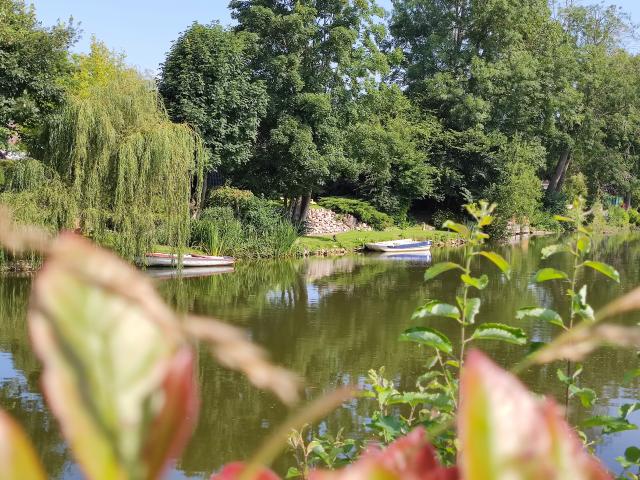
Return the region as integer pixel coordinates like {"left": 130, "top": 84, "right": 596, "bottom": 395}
{"left": 230, "top": 0, "right": 390, "bottom": 222}
{"left": 343, "top": 84, "right": 439, "bottom": 219}
{"left": 39, "top": 44, "right": 207, "bottom": 259}
{"left": 0, "top": 0, "right": 75, "bottom": 150}
{"left": 158, "top": 23, "right": 268, "bottom": 197}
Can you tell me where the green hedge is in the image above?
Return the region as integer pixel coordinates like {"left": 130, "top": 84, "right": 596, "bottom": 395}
{"left": 318, "top": 197, "right": 394, "bottom": 230}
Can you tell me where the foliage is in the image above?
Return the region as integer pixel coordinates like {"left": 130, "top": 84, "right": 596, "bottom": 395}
{"left": 0, "top": 0, "right": 76, "bottom": 148}
{"left": 317, "top": 197, "right": 394, "bottom": 231}
{"left": 608, "top": 206, "right": 630, "bottom": 229}
{"left": 207, "top": 186, "right": 257, "bottom": 212}
{"left": 191, "top": 200, "right": 298, "bottom": 259}
{"left": 38, "top": 43, "right": 207, "bottom": 260}
{"left": 287, "top": 425, "right": 361, "bottom": 479}
{"left": 216, "top": 351, "right": 613, "bottom": 479}
{"left": 628, "top": 208, "right": 640, "bottom": 227}
{"left": 565, "top": 173, "right": 589, "bottom": 203}
{"left": 159, "top": 22, "right": 267, "bottom": 184}
{"left": 341, "top": 85, "right": 439, "bottom": 220}
{"left": 485, "top": 136, "right": 546, "bottom": 233}
{"left": 229, "top": 0, "right": 390, "bottom": 206}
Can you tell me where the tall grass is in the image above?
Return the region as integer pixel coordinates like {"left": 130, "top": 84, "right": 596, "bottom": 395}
{"left": 190, "top": 203, "right": 298, "bottom": 259}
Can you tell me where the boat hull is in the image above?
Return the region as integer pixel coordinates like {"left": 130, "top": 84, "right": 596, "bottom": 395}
{"left": 144, "top": 254, "right": 235, "bottom": 268}
{"left": 365, "top": 240, "right": 432, "bottom": 253}
{"left": 146, "top": 266, "right": 234, "bottom": 279}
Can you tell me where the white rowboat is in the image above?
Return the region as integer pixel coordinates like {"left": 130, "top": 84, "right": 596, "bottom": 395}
{"left": 365, "top": 239, "right": 432, "bottom": 253}
{"left": 144, "top": 253, "right": 235, "bottom": 268}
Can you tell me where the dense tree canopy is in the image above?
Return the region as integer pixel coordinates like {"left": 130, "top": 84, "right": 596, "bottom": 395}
{"left": 159, "top": 22, "right": 268, "bottom": 192}
{"left": 0, "top": 0, "right": 76, "bottom": 149}
{"left": 6, "top": 0, "right": 640, "bottom": 237}
{"left": 38, "top": 43, "right": 207, "bottom": 258}
{"left": 229, "top": 0, "right": 393, "bottom": 221}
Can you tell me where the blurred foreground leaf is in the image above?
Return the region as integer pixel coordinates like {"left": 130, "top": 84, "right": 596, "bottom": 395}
{"left": 459, "top": 350, "right": 611, "bottom": 480}
{"left": 0, "top": 410, "right": 47, "bottom": 480}
{"left": 29, "top": 233, "right": 199, "bottom": 480}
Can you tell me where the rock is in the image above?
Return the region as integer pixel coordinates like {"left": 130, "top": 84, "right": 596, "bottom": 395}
{"left": 304, "top": 207, "right": 371, "bottom": 236}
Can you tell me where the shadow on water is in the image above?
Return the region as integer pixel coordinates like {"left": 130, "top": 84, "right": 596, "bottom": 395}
{"left": 2, "top": 234, "right": 640, "bottom": 477}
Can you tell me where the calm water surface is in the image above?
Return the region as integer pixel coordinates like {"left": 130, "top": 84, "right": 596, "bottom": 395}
{"left": 1, "top": 234, "right": 640, "bottom": 478}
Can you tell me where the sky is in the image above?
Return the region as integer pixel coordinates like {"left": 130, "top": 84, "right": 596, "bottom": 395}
{"left": 31, "top": 0, "right": 640, "bottom": 73}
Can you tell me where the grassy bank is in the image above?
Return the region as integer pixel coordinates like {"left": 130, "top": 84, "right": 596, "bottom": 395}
{"left": 296, "top": 228, "right": 461, "bottom": 255}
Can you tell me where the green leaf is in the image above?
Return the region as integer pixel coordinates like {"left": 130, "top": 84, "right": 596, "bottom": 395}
{"left": 625, "top": 446, "right": 640, "bottom": 464}
{"left": 470, "top": 323, "right": 527, "bottom": 345}
{"left": 554, "top": 215, "right": 575, "bottom": 223}
{"left": 516, "top": 307, "right": 564, "bottom": 328}
{"left": 461, "top": 274, "right": 489, "bottom": 290}
{"left": 476, "top": 251, "right": 511, "bottom": 279}
{"left": 0, "top": 410, "right": 47, "bottom": 480}
{"left": 569, "top": 386, "right": 597, "bottom": 408}
{"left": 464, "top": 298, "right": 482, "bottom": 324}
{"left": 619, "top": 403, "right": 640, "bottom": 419}
{"left": 412, "top": 300, "right": 460, "bottom": 320}
{"left": 400, "top": 327, "right": 453, "bottom": 354}
{"left": 571, "top": 285, "right": 595, "bottom": 322}
{"left": 424, "top": 262, "right": 465, "bottom": 281}
{"left": 556, "top": 368, "right": 570, "bottom": 384}
{"left": 583, "top": 261, "right": 620, "bottom": 283}
{"left": 581, "top": 416, "right": 638, "bottom": 435}
{"left": 534, "top": 268, "right": 568, "bottom": 283}
{"left": 286, "top": 467, "right": 302, "bottom": 479}
{"left": 443, "top": 220, "right": 470, "bottom": 237}
{"left": 576, "top": 237, "right": 591, "bottom": 256}
{"left": 541, "top": 244, "right": 570, "bottom": 260}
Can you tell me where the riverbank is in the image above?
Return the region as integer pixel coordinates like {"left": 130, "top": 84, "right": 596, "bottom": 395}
{"left": 295, "top": 228, "right": 462, "bottom": 256}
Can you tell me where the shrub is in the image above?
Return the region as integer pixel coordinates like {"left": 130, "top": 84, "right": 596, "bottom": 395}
{"left": 530, "top": 211, "right": 561, "bottom": 233}
{"left": 628, "top": 208, "right": 640, "bottom": 227}
{"left": 190, "top": 200, "right": 298, "bottom": 258}
{"left": 318, "top": 197, "right": 394, "bottom": 230}
{"left": 207, "top": 186, "right": 255, "bottom": 212}
{"left": 590, "top": 201, "right": 608, "bottom": 232}
{"left": 190, "top": 207, "right": 245, "bottom": 256}
{"left": 608, "top": 205, "right": 630, "bottom": 229}
{"left": 564, "top": 172, "right": 588, "bottom": 202}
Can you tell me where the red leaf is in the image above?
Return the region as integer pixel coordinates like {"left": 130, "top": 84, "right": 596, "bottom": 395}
{"left": 459, "top": 350, "right": 611, "bottom": 480}
{"left": 143, "top": 348, "right": 200, "bottom": 478}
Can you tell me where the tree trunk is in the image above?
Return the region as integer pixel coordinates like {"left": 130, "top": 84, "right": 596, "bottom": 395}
{"left": 547, "top": 149, "right": 572, "bottom": 197}
{"left": 625, "top": 192, "right": 632, "bottom": 210}
{"left": 289, "top": 196, "right": 301, "bottom": 222}
{"left": 298, "top": 194, "right": 312, "bottom": 224}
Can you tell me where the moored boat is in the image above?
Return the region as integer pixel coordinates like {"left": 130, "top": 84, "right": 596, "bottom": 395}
{"left": 365, "top": 239, "right": 432, "bottom": 253}
{"left": 144, "top": 253, "right": 235, "bottom": 268}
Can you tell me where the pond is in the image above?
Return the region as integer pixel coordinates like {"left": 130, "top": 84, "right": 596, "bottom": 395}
{"left": 1, "top": 234, "right": 640, "bottom": 478}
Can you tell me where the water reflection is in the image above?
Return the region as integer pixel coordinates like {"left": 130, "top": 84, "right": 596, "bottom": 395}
{"left": 0, "top": 236, "right": 640, "bottom": 477}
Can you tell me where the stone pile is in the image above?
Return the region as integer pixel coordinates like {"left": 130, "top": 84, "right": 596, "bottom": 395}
{"left": 305, "top": 207, "right": 372, "bottom": 235}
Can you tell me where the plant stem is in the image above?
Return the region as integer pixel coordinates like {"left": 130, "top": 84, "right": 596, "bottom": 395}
{"left": 565, "top": 238, "right": 581, "bottom": 419}
{"left": 459, "top": 248, "right": 474, "bottom": 366}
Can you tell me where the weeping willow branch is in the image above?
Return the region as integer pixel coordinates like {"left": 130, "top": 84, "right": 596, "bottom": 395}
{"left": 40, "top": 72, "right": 207, "bottom": 260}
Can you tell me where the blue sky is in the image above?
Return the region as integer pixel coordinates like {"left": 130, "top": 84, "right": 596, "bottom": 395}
{"left": 31, "top": 0, "right": 639, "bottom": 72}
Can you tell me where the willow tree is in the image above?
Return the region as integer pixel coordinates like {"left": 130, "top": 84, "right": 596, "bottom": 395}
{"left": 40, "top": 46, "right": 206, "bottom": 259}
